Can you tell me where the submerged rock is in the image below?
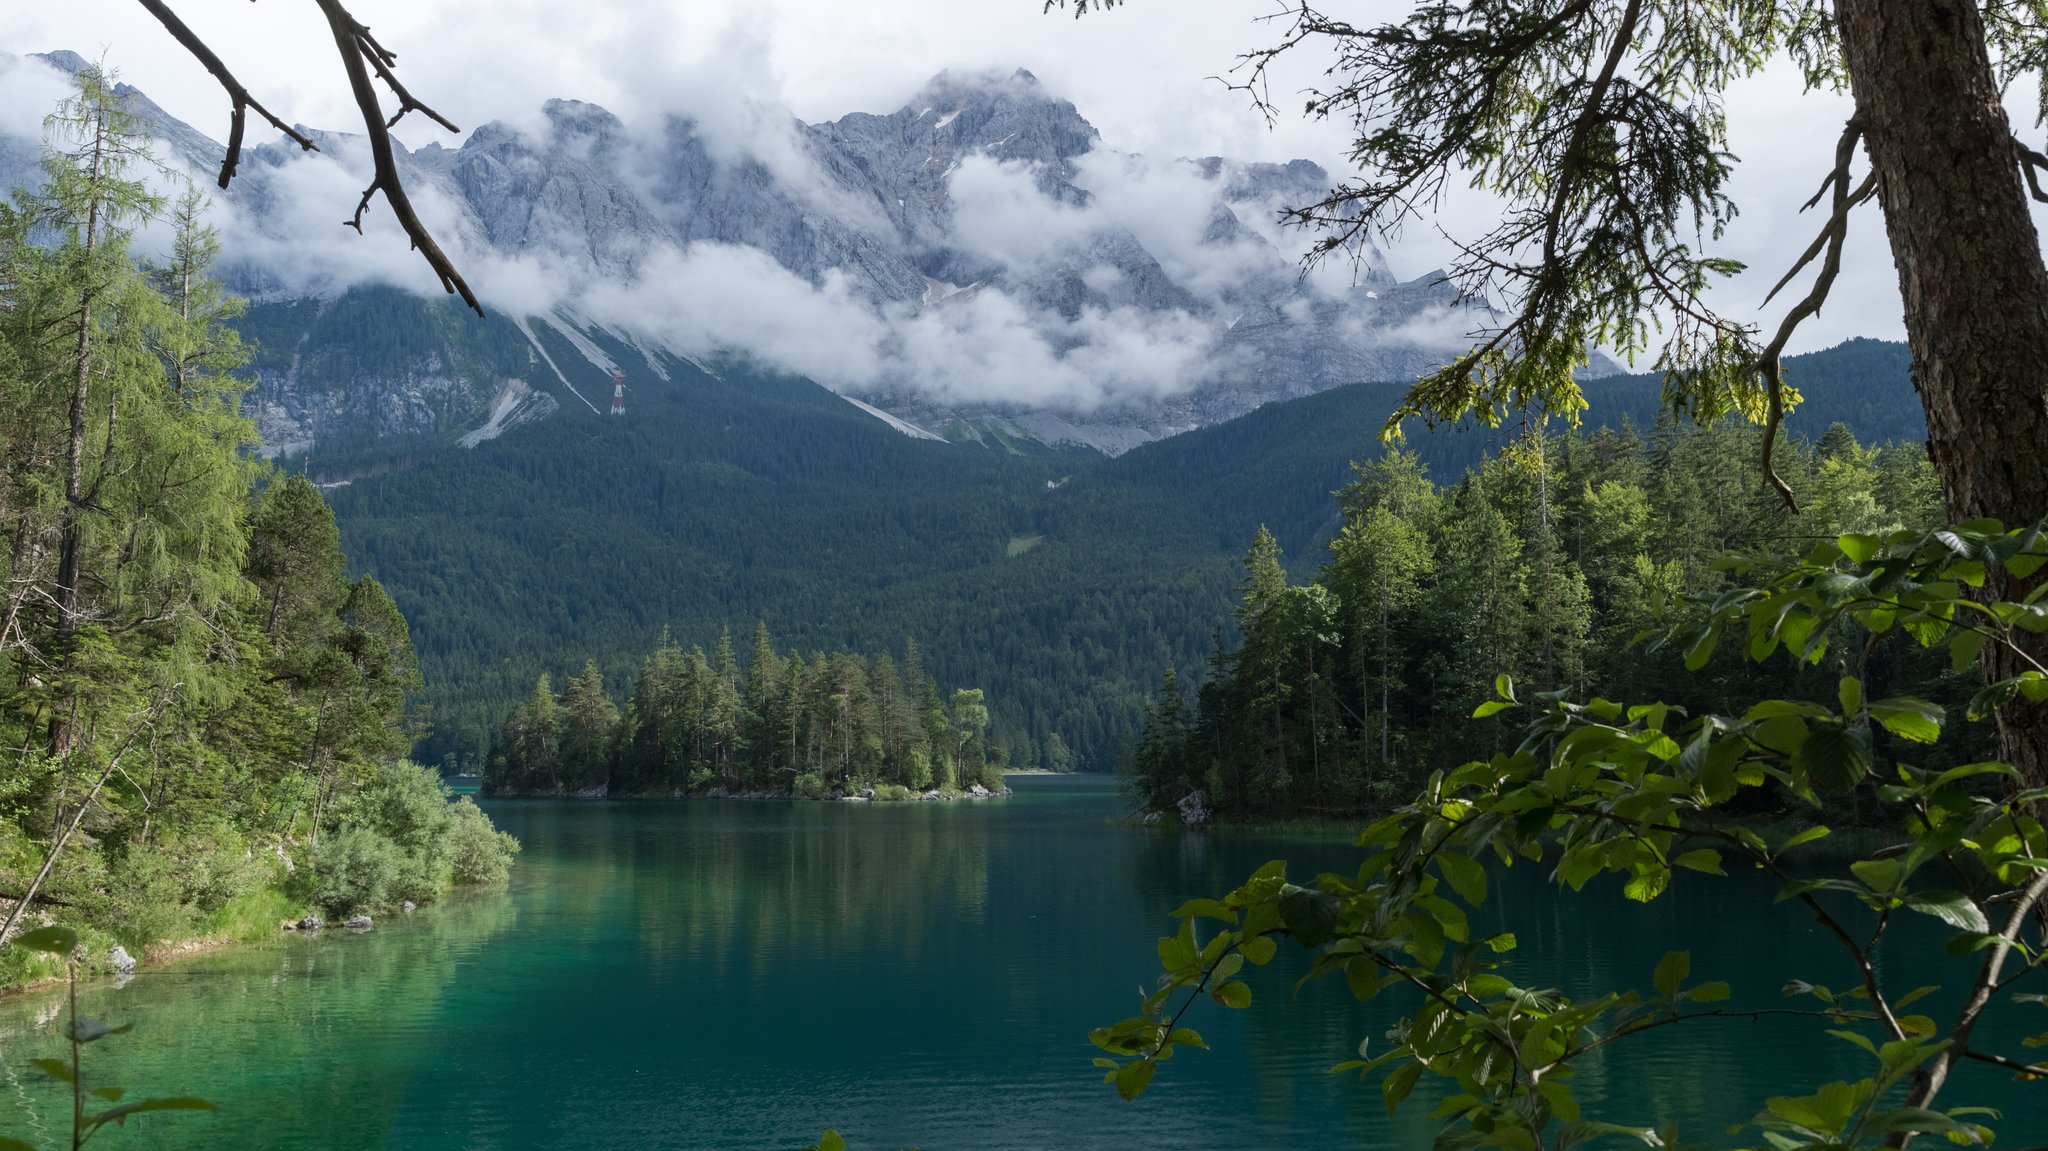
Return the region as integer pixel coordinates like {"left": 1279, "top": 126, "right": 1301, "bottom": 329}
{"left": 344, "top": 915, "right": 374, "bottom": 931}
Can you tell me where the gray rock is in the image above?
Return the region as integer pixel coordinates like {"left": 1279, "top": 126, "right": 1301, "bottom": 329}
{"left": 107, "top": 946, "right": 136, "bottom": 974}
{"left": 344, "top": 915, "right": 374, "bottom": 931}
{"left": 1176, "top": 789, "right": 1212, "bottom": 827}
{"left": 969, "top": 783, "right": 991, "bottom": 797}
{"left": 1141, "top": 811, "right": 1163, "bottom": 824}
{"left": 400, "top": 901, "right": 417, "bottom": 913}
{"left": 296, "top": 914, "right": 324, "bottom": 932}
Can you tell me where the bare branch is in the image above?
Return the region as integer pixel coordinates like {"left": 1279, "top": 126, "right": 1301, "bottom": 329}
{"left": 2016, "top": 136, "right": 2048, "bottom": 203}
{"left": 129, "top": 0, "right": 318, "bottom": 188}
{"left": 1756, "top": 117, "right": 1873, "bottom": 511}
{"left": 312, "top": 0, "right": 482, "bottom": 316}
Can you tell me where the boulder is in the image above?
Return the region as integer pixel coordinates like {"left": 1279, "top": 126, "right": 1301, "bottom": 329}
{"left": 296, "top": 914, "right": 324, "bottom": 932}
{"left": 1176, "top": 789, "right": 1212, "bottom": 827}
{"left": 1141, "top": 811, "right": 1163, "bottom": 825}
{"left": 107, "top": 946, "right": 136, "bottom": 974}
{"left": 344, "top": 915, "right": 374, "bottom": 931}
{"left": 400, "top": 901, "right": 417, "bottom": 914}
{"left": 969, "top": 783, "right": 991, "bottom": 797}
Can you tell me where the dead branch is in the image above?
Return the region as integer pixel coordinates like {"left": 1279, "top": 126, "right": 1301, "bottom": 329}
{"left": 134, "top": 0, "right": 481, "bottom": 316}
{"left": 129, "top": 0, "right": 318, "bottom": 187}
{"left": 1756, "top": 117, "right": 1875, "bottom": 511}
{"left": 2016, "top": 136, "right": 2048, "bottom": 203}
{"left": 314, "top": 0, "right": 481, "bottom": 315}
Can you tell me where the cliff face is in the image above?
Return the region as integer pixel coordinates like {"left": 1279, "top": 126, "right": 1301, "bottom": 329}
{"left": 0, "top": 53, "right": 1510, "bottom": 456}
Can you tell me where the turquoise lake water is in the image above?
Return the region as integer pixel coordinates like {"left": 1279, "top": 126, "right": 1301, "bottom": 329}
{"left": 0, "top": 775, "right": 2039, "bottom": 1149}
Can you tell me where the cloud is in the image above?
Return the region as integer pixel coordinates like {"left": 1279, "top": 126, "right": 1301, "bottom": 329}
{"left": 946, "top": 155, "right": 1096, "bottom": 270}
{"left": 0, "top": 51, "right": 69, "bottom": 141}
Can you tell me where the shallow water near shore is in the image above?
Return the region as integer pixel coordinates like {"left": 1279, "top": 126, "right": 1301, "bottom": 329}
{"left": 0, "top": 775, "right": 2039, "bottom": 1150}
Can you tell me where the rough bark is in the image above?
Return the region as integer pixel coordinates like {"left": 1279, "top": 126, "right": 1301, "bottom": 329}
{"left": 1836, "top": 0, "right": 2048, "bottom": 788}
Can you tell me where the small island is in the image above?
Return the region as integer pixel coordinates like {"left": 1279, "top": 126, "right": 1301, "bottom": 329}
{"left": 483, "top": 628, "right": 1012, "bottom": 800}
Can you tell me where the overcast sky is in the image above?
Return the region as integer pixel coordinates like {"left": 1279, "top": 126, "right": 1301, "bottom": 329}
{"left": 0, "top": 0, "right": 1968, "bottom": 354}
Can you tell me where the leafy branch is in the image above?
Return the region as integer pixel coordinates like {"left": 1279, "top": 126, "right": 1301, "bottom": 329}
{"left": 1091, "top": 519, "right": 2048, "bottom": 1151}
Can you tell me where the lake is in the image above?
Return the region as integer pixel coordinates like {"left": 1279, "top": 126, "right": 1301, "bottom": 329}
{"left": 0, "top": 775, "right": 2039, "bottom": 1149}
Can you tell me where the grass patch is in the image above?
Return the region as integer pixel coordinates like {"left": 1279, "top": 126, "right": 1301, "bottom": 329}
{"left": 1006, "top": 534, "right": 1044, "bottom": 557}
{"left": 202, "top": 883, "right": 306, "bottom": 943}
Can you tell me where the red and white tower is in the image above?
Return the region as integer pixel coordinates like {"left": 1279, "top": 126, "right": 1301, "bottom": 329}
{"left": 610, "top": 371, "right": 626, "bottom": 416}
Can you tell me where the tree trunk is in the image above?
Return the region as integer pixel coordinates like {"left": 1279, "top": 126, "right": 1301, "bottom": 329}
{"left": 1837, "top": 0, "right": 2048, "bottom": 787}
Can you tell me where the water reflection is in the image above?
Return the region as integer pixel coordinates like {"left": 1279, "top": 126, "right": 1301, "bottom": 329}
{"left": 0, "top": 890, "right": 516, "bottom": 1150}
{"left": 0, "top": 781, "right": 2039, "bottom": 1151}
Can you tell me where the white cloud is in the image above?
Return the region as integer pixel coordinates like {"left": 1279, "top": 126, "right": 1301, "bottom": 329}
{"left": 947, "top": 155, "right": 1096, "bottom": 270}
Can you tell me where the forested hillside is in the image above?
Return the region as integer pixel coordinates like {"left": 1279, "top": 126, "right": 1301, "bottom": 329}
{"left": 300, "top": 295, "right": 1920, "bottom": 774}
{"left": 0, "top": 68, "right": 515, "bottom": 989}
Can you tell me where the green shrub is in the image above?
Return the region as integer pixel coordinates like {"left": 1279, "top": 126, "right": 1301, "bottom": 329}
{"left": 331, "top": 760, "right": 454, "bottom": 867}
{"left": 446, "top": 798, "right": 519, "bottom": 887}
{"left": 300, "top": 829, "right": 399, "bottom": 916}
{"left": 872, "top": 783, "right": 912, "bottom": 802}
{"left": 793, "top": 772, "right": 829, "bottom": 800}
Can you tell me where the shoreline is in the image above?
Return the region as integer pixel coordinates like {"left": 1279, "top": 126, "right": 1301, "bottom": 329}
{"left": 478, "top": 783, "right": 1017, "bottom": 802}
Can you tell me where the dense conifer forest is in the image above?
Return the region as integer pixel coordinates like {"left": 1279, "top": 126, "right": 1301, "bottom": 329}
{"left": 1126, "top": 420, "right": 1981, "bottom": 820}
{"left": 293, "top": 279, "right": 1923, "bottom": 779}
{"left": 484, "top": 629, "right": 1011, "bottom": 798}
{"left": 0, "top": 69, "right": 515, "bottom": 989}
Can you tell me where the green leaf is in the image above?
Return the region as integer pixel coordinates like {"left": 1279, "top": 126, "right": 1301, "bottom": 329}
{"left": 1683, "top": 625, "right": 1719, "bottom": 671}
{"left": 0, "top": 1139, "right": 36, "bottom": 1151}
{"left": 1799, "top": 726, "right": 1870, "bottom": 793}
{"left": 1240, "top": 934, "right": 1278, "bottom": 966}
{"left": 1158, "top": 932, "right": 1195, "bottom": 972}
{"left": 1902, "top": 891, "right": 1990, "bottom": 934}
{"left": 1868, "top": 698, "right": 1944, "bottom": 745}
{"left": 1214, "top": 981, "right": 1252, "bottom": 1009}
{"left": 1494, "top": 673, "right": 1516, "bottom": 702}
{"left": 1850, "top": 858, "right": 1902, "bottom": 894}
{"left": 1838, "top": 533, "right": 1881, "bottom": 563}
{"left": 1777, "top": 826, "right": 1832, "bottom": 854}
{"left": 1437, "top": 851, "right": 1487, "bottom": 906}
{"left": 1673, "top": 849, "right": 1724, "bottom": 875}
{"left": 1654, "top": 951, "right": 1691, "bottom": 1002}
{"left": 810, "top": 1130, "right": 846, "bottom": 1151}
{"left": 1170, "top": 898, "right": 1237, "bottom": 923}
{"left": 1113, "top": 1059, "right": 1156, "bottom": 1100}
{"left": 1166, "top": 1027, "right": 1208, "bottom": 1050}
{"left": 90, "top": 1087, "right": 124, "bottom": 1102}
{"left": 1686, "top": 981, "right": 1732, "bottom": 1003}
{"left": 1472, "top": 700, "right": 1514, "bottom": 718}
{"left": 1278, "top": 886, "right": 1341, "bottom": 949}
{"left": 12, "top": 926, "right": 77, "bottom": 955}
{"left": 1838, "top": 676, "right": 1864, "bottom": 716}
{"left": 1383, "top": 1061, "right": 1424, "bottom": 1114}
{"left": 1949, "top": 629, "right": 1988, "bottom": 671}
{"left": 30, "top": 1058, "right": 71, "bottom": 1084}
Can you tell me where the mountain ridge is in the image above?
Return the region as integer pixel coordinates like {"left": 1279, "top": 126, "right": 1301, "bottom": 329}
{"left": 3, "top": 50, "right": 1491, "bottom": 458}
